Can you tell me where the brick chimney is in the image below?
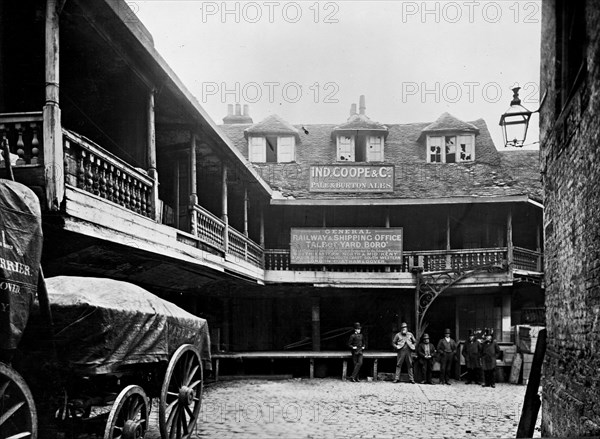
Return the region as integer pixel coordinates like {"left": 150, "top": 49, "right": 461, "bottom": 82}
{"left": 359, "top": 95, "right": 366, "bottom": 115}
{"left": 350, "top": 103, "right": 357, "bottom": 116}
{"left": 222, "top": 103, "right": 253, "bottom": 124}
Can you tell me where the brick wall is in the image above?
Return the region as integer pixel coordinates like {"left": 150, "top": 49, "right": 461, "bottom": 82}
{"left": 540, "top": 0, "right": 600, "bottom": 435}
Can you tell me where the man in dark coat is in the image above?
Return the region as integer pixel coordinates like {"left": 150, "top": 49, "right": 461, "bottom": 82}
{"left": 436, "top": 328, "right": 457, "bottom": 385}
{"left": 392, "top": 322, "right": 416, "bottom": 383}
{"left": 416, "top": 333, "right": 436, "bottom": 384}
{"left": 462, "top": 329, "right": 482, "bottom": 384}
{"left": 481, "top": 331, "right": 501, "bottom": 387}
{"left": 347, "top": 322, "right": 365, "bottom": 382}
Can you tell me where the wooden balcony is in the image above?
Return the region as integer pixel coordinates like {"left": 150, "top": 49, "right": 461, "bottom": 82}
{"left": 192, "top": 204, "right": 264, "bottom": 268}
{"left": 265, "top": 247, "right": 509, "bottom": 273}
{"left": 0, "top": 112, "right": 43, "bottom": 165}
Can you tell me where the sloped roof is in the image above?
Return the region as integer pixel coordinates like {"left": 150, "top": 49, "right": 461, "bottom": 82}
{"left": 421, "top": 112, "right": 480, "bottom": 134}
{"left": 244, "top": 114, "right": 299, "bottom": 138}
{"left": 219, "top": 117, "right": 542, "bottom": 203}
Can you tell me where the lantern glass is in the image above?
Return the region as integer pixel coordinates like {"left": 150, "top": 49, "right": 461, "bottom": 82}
{"left": 499, "top": 87, "right": 532, "bottom": 147}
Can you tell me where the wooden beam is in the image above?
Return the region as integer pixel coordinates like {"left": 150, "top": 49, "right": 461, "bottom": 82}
{"left": 222, "top": 163, "right": 228, "bottom": 254}
{"left": 189, "top": 133, "right": 198, "bottom": 236}
{"left": 271, "top": 195, "right": 534, "bottom": 207}
{"left": 507, "top": 208, "right": 513, "bottom": 268}
{"left": 44, "top": 0, "right": 64, "bottom": 211}
{"left": 243, "top": 188, "right": 248, "bottom": 236}
{"left": 517, "top": 329, "right": 547, "bottom": 437}
{"left": 312, "top": 296, "right": 321, "bottom": 351}
{"left": 147, "top": 90, "right": 160, "bottom": 221}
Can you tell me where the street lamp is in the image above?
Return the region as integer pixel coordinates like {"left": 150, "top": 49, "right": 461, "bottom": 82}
{"left": 499, "top": 87, "right": 532, "bottom": 147}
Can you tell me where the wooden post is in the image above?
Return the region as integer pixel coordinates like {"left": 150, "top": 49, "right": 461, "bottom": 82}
{"left": 259, "top": 202, "right": 265, "bottom": 247}
{"left": 222, "top": 163, "right": 228, "bottom": 254}
{"left": 342, "top": 360, "right": 347, "bottom": 381}
{"left": 43, "top": 0, "right": 64, "bottom": 211}
{"left": 312, "top": 296, "right": 321, "bottom": 351}
{"left": 243, "top": 188, "right": 248, "bottom": 260}
{"left": 507, "top": 209, "right": 514, "bottom": 268}
{"left": 147, "top": 90, "right": 159, "bottom": 221}
{"left": 446, "top": 209, "right": 451, "bottom": 269}
{"left": 173, "top": 159, "right": 180, "bottom": 229}
{"left": 373, "top": 358, "right": 378, "bottom": 381}
{"left": 517, "top": 329, "right": 547, "bottom": 438}
{"left": 385, "top": 207, "right": 391, "bottom": 273}
{"left": 189, "top": 133, "right": 198, "bottom": 236}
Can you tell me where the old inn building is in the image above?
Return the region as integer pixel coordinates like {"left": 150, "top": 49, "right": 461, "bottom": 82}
{"left": 215, "top": 98, "right": 544, "bottom": 358}
{"left": 1, "top": 0, "right": 543, "bottom": 377}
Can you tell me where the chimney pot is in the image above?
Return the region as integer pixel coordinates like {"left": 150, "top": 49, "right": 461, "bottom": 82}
{"left": 359, "top": 95, "right": 366, "bottom": 115}
{"left": 235, "top": 103, "right": 241, "bottom": 116}
{"left": 350, "top": 103, "right": 357, "bottom": 116}
{"left": 243, "top": 104, "right": 249, "bottom": 116}
{"left": 227, "top": 104, "right": 233, "bottom": 116}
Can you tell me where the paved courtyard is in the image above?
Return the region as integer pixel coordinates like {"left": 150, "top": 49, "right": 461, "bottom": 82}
{"left": 144, "top": 378, "right": 541, "bottom": 438}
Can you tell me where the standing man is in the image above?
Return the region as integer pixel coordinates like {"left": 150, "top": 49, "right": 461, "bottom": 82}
{"left": 347, "top": 322, "right": 365, "bottom": 382}
{"left": 437, "top": 328, "right": 457, "bottom": 385}
{"left": 392, "top": 322, "right": 416, "bottom": 384}
{"left": 481, "top": 330, "right": 501, "bottom": 388}
{"left": 462, "top": 329, "right": 482, "bottom": 384}
{"left": 416, "top": 333, "right": 436, "bottom": 384}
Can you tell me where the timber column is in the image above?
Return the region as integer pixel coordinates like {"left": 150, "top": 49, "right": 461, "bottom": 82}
{"left": 147, "top": 90, "right": 160, "bottom": 221}
{"left": 43, "top": 0, "right": 64, "bottom": 210}
{"left": 222, "top": 163, "right": 228, "bottom": 254}
{"left": 189, "top": 133, "right": 198, "bottom": 236}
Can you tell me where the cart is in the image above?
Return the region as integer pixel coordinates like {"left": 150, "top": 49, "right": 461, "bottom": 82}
{"left": 0, "top": 176, "right": 211, "bottom": 439}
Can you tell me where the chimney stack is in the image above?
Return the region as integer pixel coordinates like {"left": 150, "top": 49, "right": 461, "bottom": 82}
{"left": 222, "top": 103, "right": 253, "bottom": 124}
{"left": 350, "top": 103, "right": 357, "bottom": 116}
{"left": 359, "top": 95, "right": 366, "bottom": 115}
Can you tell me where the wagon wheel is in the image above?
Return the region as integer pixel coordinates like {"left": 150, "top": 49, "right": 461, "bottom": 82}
{"left": 159, "top": 345, "right": 203, "bottom": 439}
{"left": 103, "top": 385, "right": 148, "bottom": 439}
{"left": 0, "top": 362, "right": 38, "bottom": 439}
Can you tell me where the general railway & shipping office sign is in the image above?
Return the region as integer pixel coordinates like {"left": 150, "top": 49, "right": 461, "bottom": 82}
{"left": 290, "top": 228, "right": 403, "bottom": 265}
{"left": 309, "top": 165, "right": 394, "bottom": 192}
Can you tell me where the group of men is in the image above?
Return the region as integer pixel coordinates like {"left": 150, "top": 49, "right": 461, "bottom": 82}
{"left": 347, "top": 322, "right": 501, "bottom": 387}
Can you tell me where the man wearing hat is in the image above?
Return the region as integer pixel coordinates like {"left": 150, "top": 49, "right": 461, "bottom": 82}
{"left": 392, "top": 322, "right": 416, "bottom": 383}
{"left": 481, "top": 330, "right": 501, "bottom": 388}
{"left": 436, "top": 329, "right": 457, "bottom": 385}
{"left": 416, "top": 333, "right": 436, "bottom": 384}
{"left": 347, "top": 322, "right": 365, "bottom": 382}
{"left": 462, "top": 329, "right": 482, "bottom": 384}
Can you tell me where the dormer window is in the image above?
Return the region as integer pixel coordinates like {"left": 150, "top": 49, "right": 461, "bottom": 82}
{"left": 336, "top": 134, "right": 384, "bottom": 162}
{"left": 249, "top": 135, "right": 295, "bottom": 163}
{"left": 427, "top": 134, "right": 474, "bottom": 163}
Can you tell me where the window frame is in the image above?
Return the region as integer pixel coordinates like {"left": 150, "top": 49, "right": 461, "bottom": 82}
{"left": 427, "top": 134, "right": 475, "bottom": 163}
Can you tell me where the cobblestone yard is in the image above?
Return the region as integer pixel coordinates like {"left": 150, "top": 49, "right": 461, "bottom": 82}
{"left": 143, "top": 378, "right": 541, "bottom": 438}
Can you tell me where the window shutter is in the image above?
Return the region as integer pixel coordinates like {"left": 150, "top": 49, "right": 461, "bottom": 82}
{"left": 428, "top": 136, "right": 442, "bottom": 163}
{"left": 367, "top": 136, "right": 383, "bottom": 162}
{"left": 337, "top": 136, "right": 355, "bottom": 162}
{"left": 277, "top": 136, "right": 295, "bottom": 163}
{"left": 458, "top": 135, "right": 474, "bottom": 161}
{"left": 249, "top": 136, "right": 266, "bottom": 162}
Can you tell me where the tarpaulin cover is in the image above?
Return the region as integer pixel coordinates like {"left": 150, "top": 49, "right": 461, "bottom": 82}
{"left": 0, "top": 179, "right": 43, "bottom": 351}
{"left": 43, "top": 276, "right": 211, "bottom": 375}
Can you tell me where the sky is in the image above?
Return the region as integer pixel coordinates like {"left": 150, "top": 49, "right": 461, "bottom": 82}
{"left": 133, "top": 0, "right": 542, "bottom": 150}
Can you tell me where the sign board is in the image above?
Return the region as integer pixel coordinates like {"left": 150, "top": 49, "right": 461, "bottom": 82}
{"left": 309, "top": 165, "right": 394, "bottom": 192}
{"left": 290, "top": 228, "right": 403, "bottom": 265}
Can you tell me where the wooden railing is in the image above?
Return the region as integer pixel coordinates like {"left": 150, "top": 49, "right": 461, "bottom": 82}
{"left": 63, "top": 129, "right": 155, "bottom": 218}
{"left": 513, "top": 246, "right": 543, "bottom": 272}
{"left": 192, "top": 204, "right": 263, "bottom": 268}
{"left": 264, "top": 247, "right": 509, "bottom": 273}
{"left": 0, "top": 112, "right": 43, "bottom": 166}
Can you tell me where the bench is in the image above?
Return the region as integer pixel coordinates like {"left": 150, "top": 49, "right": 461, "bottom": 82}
{"left": 212, "top": 351, "right": 398, "bottom": 381}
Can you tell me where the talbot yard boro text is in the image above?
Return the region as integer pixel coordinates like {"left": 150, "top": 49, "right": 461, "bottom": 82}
{"left": 309, "top": 165, "right": 394, "bottom": 193}
{"left": 290, "top": 228, "right": 403, "bottom": 265}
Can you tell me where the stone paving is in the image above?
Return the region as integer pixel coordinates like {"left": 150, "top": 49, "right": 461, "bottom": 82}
{"left": 141, "top": 378, "right": 542, "bottom": 438}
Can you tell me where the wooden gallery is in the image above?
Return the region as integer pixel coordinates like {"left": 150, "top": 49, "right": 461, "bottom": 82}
{"left": 0, "top": 0, "right": 543, "bottom": 379}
